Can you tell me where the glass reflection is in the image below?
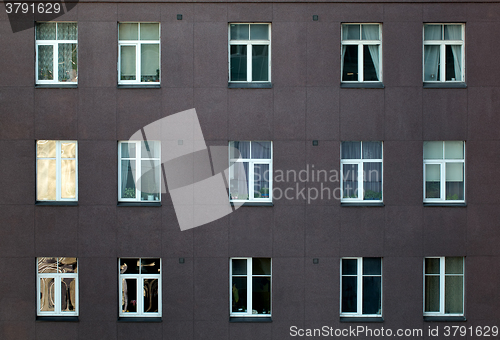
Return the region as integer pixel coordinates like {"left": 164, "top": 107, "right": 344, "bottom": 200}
{"left": 143, "top": 279, "right": 159, "bottom": 313}
{"left": 122, "top": 278, "right": 137, "bottom": 313}
{"left": 40, "top": 278, "right": 55, "bottom": 312}
{"left": 61, "top": 277, "right": 76, "bottom": 311}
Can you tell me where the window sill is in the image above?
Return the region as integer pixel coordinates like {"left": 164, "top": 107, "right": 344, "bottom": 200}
{"left": 35, "top": 84, "right": 78, "bottom": 89}
{"left": 423, "top": 82, "right": 467, "bottom": 89}
{"left": 230, "top": 202, "right": 274, "bottom": 207}
{"left": 424, "top": 316, "right": 466, "bottom": 322}
{"left": 35, "top": 201, "right": 78, "bottom": 206}
{"left": 228, "top": 82, "right": 273, "bottom": 89}
{"left": 423, "top": 202, "right": 467, "bottom": 207}
{"left": 117, "top": 202, "right": 162, "bottom": 207}
{"left": 230, "top": 317, "right": 272, "bottom": 323}
{"left": 117, "top": 84, "right": 161, "bottom": 89}
{"left": 340, "top": 317, "right": 384, "bottom": 323}
{"left": 118, "top": 317, "right": 162, "bottom": 323}
{"left": 341, "top": 202, "right": 384, "bottom": 207}
{"left": 340, "top": 82, "right": 384, "bottom": 89}
{"left": 36, "top": 316, "right": 79, "bottom": 322}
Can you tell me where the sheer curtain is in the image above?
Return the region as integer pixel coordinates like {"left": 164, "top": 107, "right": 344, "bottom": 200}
{"left": 424, "top": 26, "right": 442, "bottom": 81}
{"left": 445, "top": 25, "right": 462, "bottom": 81}
{"left": 251, "top": 142, "right": 271, "bottom": 198}
{"left": 362, "top": 25, "right": 380, "bottom": 81}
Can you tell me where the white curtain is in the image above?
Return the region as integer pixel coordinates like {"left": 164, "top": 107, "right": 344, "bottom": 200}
{"left": 424, "top": 26, "right": 442, "bottom": 81}
{"left": 362, "top": 25, "right": 380, "bottom": 81}
{"left": 446, "top": 25, "right": 462, "bottom": 81}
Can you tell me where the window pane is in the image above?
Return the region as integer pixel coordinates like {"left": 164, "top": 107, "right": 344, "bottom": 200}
{"left": 342, "top": 24, "right": 360, "bottom": 40}
{"left": 253, "top": 164, "right": 270, "bottom": 199}
{"left": 230, "top": 45, "right": 247, "bottom": 81}
{"left": 424, "top": 276, "right": 440, "bottom": 312}
{"left": 57, "top": 23, "right": 77, "bottom": 40}
{"left": 424, "top": 45, "right": 440, "bottom": 81}
{"left": 40, "top": 278, "right": 55, "bottom": 312}
{"left": 423, "top": 141, "right": 443, "bottom": 159}
{"left": 252, "top": 45, "right": 269, "bottom": 81}
{"left": 444, "top": 25, "right": 462, "bottom": 40}
{"left": 445, "top": 141, "right": 464, "bottom": 159}
{"left": 232, "top": 259, "right": 247, "bottom": 275}
{"left": 445, "top": 276, "right": 463, "bottom": 314}
{"left": 425, "top": 164, "right": 441, "bottom": 199}
{"left": 446, "top": 45, "right": 461, "bottom": 81}
{"left": 38, "top": 257, "right": 58, "bottom": 273}
{"left": 425, "top": 258, "right": 440, "bottom": 274}
{"left": 341, "top": 141, "right": 361, "bottom": 159}
{"left": 121, "top": 142, "right": 136, "bottom": 158}
{"left": 36, "top": 22, "right": 56, "bottom": 40}
{"left": 363, "top": 258, "right": 381, "bottom": 275}
{"left": 120, "top": 46, "right": 136, "bottom": 80}
{"left": 61, "top": 277, "right": 76, "bottom": 312}
{"left": 230, "top": 161, "right": 249, "bottom": 200}
{"left": 230, "top": 24, "right": 249, "bottom": 40}
{"left": 37, "top": 140, "right": 56, "bottom": 158}
{"left": 122, "top": 278, "right": 137, "bottom": 313}
{"left": 251, "top": 141, "right": 271, "bottom": 159}
{"left": 141, "top": 258, "right": 161, "bottom": 274}
{"left": 361, "top": 24, "right": 379, "bottom": 40}
{"left": 119, "top": 23, "right": 138, "bottom": 40}
{"left": 38, "top": 45, "right": 54, "bottom": 80}
{"left": 343, "top": 164, "right": 358, "bottom": 199}
{"left": 445, "top": 257, "right": 463, "bottom": 274}
{"left": 252, "top": 277, "right": 271, "bottom": 314}
{"left": 232, "top": 277, "right": 247, "bottom": 313}
{"left": 363, "top": 45, "right": 379, "bottom": 81}
{"left": 342, "top": 259, "right": 357, "bottom": 275}
{"left": 341, "top": 276, "right": 357, "bottom": 313}
{"left": 141, "top": 141, "right": 160, "bottom": 159}
{"left": 61, "top": 160, "right": 76, "bottom": 199}
{"left": 362, "top": 141, "right": 382, "bottom": 159}
{"left": 121, "top": 160, "right": 136, "bottom": 199}
{"left": 445, "top": 163, "right": 464, "bottom": 200}
{"left": 120, "top": 258, "right": 140, "bottom": 274}
{"left": 61, "top": 142, "right": 76, "bottom": 158}
{"left": 252, "top": 258, "right": 271, "bottom": 275}
{"left": 363, "top": 163, "right": 382, "bottom": 200}
{"left": 140, "top": 160, "right": 160, "bottom": 201}
{"left": 141, "top": 44, "right": 160, "bottom": 82}
{"left": 250, "top": 24, "right": 268, "bottom": 40}
{"left": 230, "top": 141, "right": 250, "bottom": 159}
{"left": 37, "top": 159, "right": 56, "bottom": 201}
{"left": 143, "top": 279, "right": 159, "bottom": 313}
{"left": 342, "top": 45, "right": 358, "bottom": 81}
{"left": 59, "top": 258, "right": 77, "bottom": 273}
{"left": 424, "top": 24, "right": 442, "bottom": 40}
{"left": 140, "top": 23, "right": 160, "bottom": 40}
{"left": 362, "top": 276, "right": 381, "bottom": 314}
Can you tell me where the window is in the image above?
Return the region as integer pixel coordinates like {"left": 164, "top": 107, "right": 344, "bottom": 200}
{"left": 37, "top": 257, "right": 78, "bottom": 316}
{"left": 341, "top": 257, "right": 382, "bottom": 317}
{"left": 119, "top": 258, "right": 161, "bottom": 317}
{"left": 423, "top": 141, "right": 465, "bottom": 202}
{"left": 118, "top": 23, "right": 160, "bottom": 84}
{"left": 423, "top": 24, "right": 464, "bottom": 83}
{"left": 36, "top": 140, "right": 78, "bottom": 202}
{"left": 424, "top": 257, "right": 464, "bottom": 316}
{"left": 341, "top": 24, "right": 382, "bottom": 83}
{"left": 230, "top": 257, "right": 271, "bottom": 317}
{"left": 341, "top": 141, "right": 383, "bottom": 202}
{"left": 229, "top": 141, "right": 272, "bottom": 202}
{"left": 36, "top": 22, "right": 78, "bottom": 84}
{"left": 118, "top": 141, "right": 161, "bottom": 202}
{"left": 229, "top": 23, "right": 271, "bottom": 83}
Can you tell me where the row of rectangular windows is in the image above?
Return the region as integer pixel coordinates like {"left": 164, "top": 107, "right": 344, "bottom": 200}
{"left": 36, "top": 256, "right": 465, "bottom": 319}
{"left": 35, "top": 22, "right": 465, "bottom": 86}
{"left": 37, "top": 140, "right": 465, "bottom": 205}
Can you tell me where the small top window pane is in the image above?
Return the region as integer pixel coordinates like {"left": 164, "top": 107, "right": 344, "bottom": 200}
{"left": 250, "top": 24, "right": 268, "bottom": 40}
{"left": 140, "top": 23, "right": 160, "bottom": 40}
{"left": 342, "top": 259, "right": 357, "bottom": 275}
{"left": 251, "top": 141, "right": 271, "bottom": 159}
{"left": 119, "top": 23, "right": 139, "bottom": 40}
{"left": 230, "top": 24, "right": 249, "bottom": 40}
{"left": 57, "top": 23, "right": 77, "bottom": 40}
{"left": 59, "top": 257, "right": 77, "bottom": 273}
{"left": 38, "top": 257, "right": 58, "bottom": 273}
{"left": 362, "top": 257, "right": 381, "bottom": 275}
{"left": 141, "top": 141, "right": 160, "bottom": 158}
{"left": 445, "top": 257, "right": 463, "bottom": 274}
{"left": 252, "top": 258, "right": 271, "bottom": 275}
{"left": 36, "top": 23, "right": 56, "bottom": 40}
{"left": 424, "top": 25, "right": 442, "bottom": 40}
{"left": 230, "top": 141, "right": 250, "bottom": 159}
{"left": 121, "top": 142, "right": 136, "bottom": 158}
{"left": 61, "top": 142, "right": 76, "bottom": 158}
{"left": 342, "top": 24, "right": 360, "bottom": 40}
{"left": 341, "top": 142, "right": 361, "bottom": 159}
{"left": 120, "top": 258, "right": 140, "bottom": 274}
{"left": 425, "top": 258, "right": 440, "bottom": 274}
{"left": 37, "top": 140, "right": 57, "bottom": 158}
{"left": 423, "top": 141, "right": 443, "bottom": 159}
{"left": 361, "top": 24, "right": 379, "bottom": 40}
{"left": 141, "top": 258, "right": 161, "bottom": 274}
{"left": 362, "top": 142, "right": 382, "bottom": 159}
{"left": 232, "top": 259, "right": 247, "bottom": 275}
{"left": 444, "top": 25, "right": 462, "bottom": 41}
{"left": 444, "top": 141, "right": 464, "bottom": 159}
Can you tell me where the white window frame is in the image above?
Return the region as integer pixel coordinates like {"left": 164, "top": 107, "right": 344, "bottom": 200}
{"left": 119, "top": 258, "right": 162, "bottom": 318}
{"left": 340, "top": 257, "right": 382, "bottom": 317}
{"left": 423, "top": 141, "right": 465, "bottom": 203}
{"left": 423, "top": 23, "right": 465, "bottom": 83}
{"left": 118, "top": 140, "right": 161, "bottom": 202}
{"left": 36, "top": 140, "right": 78, "bottom": 202}
{"left": 35, "top": 22, "right": 78, "bottom": 85}
{"left": 118, "top": 22, "right": 161, "bottom": 85}
{"left": 230, "top": 257, "right": 272, "bottom": 317}
{"left": 228, "top": 23, "right": 272, "bottom": 83}
{"left": 341, "top": 23, "right": 382, "bottom": 83}
{"left": 340, "top": 141, "right": 383, "bottom": 203}
{"left": 37, "top": 257, "right": 79, "bottom": 316}
{"left": 423, "top": 257, "right": 465, "bottom": 316}
{"left": 229, "top": 141, "right": 273, "bottom": 203}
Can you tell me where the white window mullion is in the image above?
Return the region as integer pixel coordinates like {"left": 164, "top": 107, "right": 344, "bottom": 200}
{"left": 440, "top": 258, "right": 445, "bottom": 313}
{"left": 138, "top": 277, "right": 144, "bottom": 315}
{"left": 136, "top": 142, "right": 141, "bottom": 201}
{"left": 247, "top": 259, "right": 253, "bottom": 314}
{"left": 55, "top": 142, "right": 61, "bottom": 201}
{"left": 53, "top": 43, "right": 59, "bottom": 83}
{"left": 358, "top": 160, "right": 363, "bottom": 199}
{"left": 136, "top": 43, "right": 141, "bottom": 83}
{"left": 248, "top": 161, "right": 254, "bottom": 201}
{"left": 358, "top": 44, "right": 364, "bottom": 82}
{"left": 440, "top": 162, "right": 446, "bottom": 200}
{"left": 440, "top": 44, "right": 446, "bottom": 82}
{"left": 247, "top": 43, "right": 252, "bottom": 82}
{"left": 54, "top": 274, "right": 61, "bottom": 314}
{"left": 357, "top": 259, "right": 363, "bottom": 314}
